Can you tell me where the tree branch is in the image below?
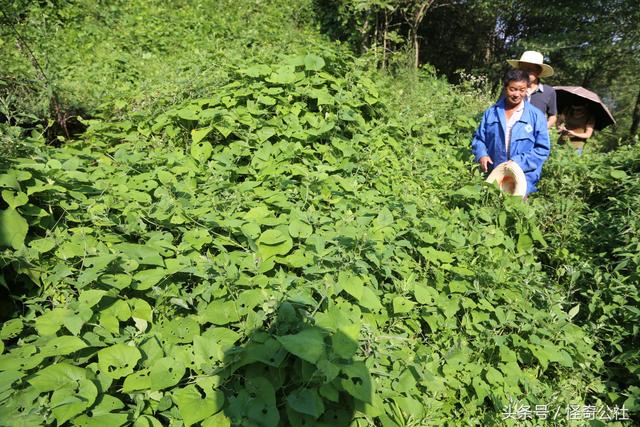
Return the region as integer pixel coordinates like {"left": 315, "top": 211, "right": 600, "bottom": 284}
{"left": 1, "top": 8, "right": 69, "bottom": 138}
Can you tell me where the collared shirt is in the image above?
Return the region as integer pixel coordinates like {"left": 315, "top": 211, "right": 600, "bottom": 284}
{"left": 505, "top": 101, "right": 525, "bottom": 156}
{"left": 527, "top": 83, "right": 557, "bottom": 118}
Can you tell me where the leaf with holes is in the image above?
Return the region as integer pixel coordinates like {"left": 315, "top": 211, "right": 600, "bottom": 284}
{"left": 72, "top": 395, "right": 127, "bottom": 427}
{"left": 228, "top": 377, "right": 279, "bottom": 427}
{"left": 0, "top": 319, "right": 23, "bottom": 340}
{"left": 393, "top": 296, "right": 416, "bottom": 314}
{"left": 150, "top": 357, "right": 186, "bottom": 391}
{"left": 339, "top": 361, "right": 373, "bottom": 403}
{"left": 98, "top": 343, "right": 141, "bottom": 379}
{"left": 193, "top": 335, "right": 224, "bottom": 369}
{"left": 50, "top": 378, "right": 98, "bottom": 425}
{"left": 40, "top": 336, "right": 87, "bottom": 357}
{"left": 191, "top": 140, "right": 213, "bottom": 163}
{"left": 182, "top": 228, "right": 212, "bottom": 250}
{"left": 35, "top": 308, "right": 74, "bottom": 336}
{"left": 122, "top": 369, "right": 151, "bottom": 393}
{"left": 160, "top": 317, "right": 200, "bottom": 344}
{"left": 172, "top": 385, "right": 224, "bottom": 427}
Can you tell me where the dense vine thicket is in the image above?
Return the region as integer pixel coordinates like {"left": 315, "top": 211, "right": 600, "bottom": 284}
{"left": 0, "top": 1, "right": 638, "bottom": 426}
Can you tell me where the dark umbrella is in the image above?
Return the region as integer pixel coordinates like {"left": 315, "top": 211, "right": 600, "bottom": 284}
{"left": 554, "top": 86, "right": 616, "bottom": 131}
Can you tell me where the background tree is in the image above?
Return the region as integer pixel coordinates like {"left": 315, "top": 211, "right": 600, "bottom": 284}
{"left": 513, "top": 0, "right": 640, "bottom": 145}
{"left": 314, "top": 0, "right": 443, "bottom": 69}
{"left": 313, "top": 0, "right": 640, "bottom": 146}
{"left": 399, "top": 0, "right": 436, "bottom": 68}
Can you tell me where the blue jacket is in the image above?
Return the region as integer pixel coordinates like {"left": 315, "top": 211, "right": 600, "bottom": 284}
{"left": 471, "top": 99, "right": 551, "bottom": 194}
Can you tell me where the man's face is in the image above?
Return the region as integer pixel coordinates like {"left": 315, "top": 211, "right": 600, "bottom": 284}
{"left": 520, "top": 63, "right": 541, "bottom": 83}
{"left": 505, "top": 80, "right": 528, "bottom": 106}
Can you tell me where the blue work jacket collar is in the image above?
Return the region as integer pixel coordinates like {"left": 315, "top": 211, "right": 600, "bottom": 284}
{"left": 488, "top": 98, "right": 536, "bottom": 139}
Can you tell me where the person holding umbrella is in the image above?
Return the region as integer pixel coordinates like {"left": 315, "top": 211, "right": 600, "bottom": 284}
{"left": 554, "top": 86, "right": 617, "bottom": 155}
{"left": 507, "top": 51, "right": 557, "bottom": 129}
{"left": 557, "top": 104, "right": 595, "bottom": 155}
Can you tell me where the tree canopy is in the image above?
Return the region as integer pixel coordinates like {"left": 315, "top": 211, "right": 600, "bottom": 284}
{"left": 314, "top": 0, "right": 640, "bottom": 144}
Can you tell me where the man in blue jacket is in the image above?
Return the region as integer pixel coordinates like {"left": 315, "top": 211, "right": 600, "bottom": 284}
{"left": 471, "top": 69, "right": 551, "bottom": 195}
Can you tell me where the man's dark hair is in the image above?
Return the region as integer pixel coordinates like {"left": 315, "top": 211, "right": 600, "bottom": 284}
{"left": 503, "top": 69, "right": 530, "bottom": 87}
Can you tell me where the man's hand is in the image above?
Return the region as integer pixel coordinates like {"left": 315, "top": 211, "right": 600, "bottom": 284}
{"left": 479, "top": 156, "right": 493, "bottom": 173}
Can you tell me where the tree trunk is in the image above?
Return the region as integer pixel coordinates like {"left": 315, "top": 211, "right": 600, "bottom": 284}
{"left": 382, "top": 10, "right": 388, "bottom": 69}
{"left": 407, "top": 1, "right": 434, "bottom": 68}
{"left": 413, "top": 29, "right": 420, "bottom": 68}
{"left": 630, "top": 86, "right": 640, "bottom": 143}
{"left": 373, "top": 11, "right": 379, "bottom": 63}
{"left": 359, "top": 11, "right": 370, "bottom": 54}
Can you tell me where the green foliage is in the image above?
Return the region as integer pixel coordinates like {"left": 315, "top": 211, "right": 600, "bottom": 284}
{"left": 313, "top": 0, "right": 432, "bottom": 69}
{"left": 536, "top": 144, "right": 640, "bottom": 412}
{"left": 0, "top": 0, "right": 330, "bottom": 125}
{"left": 0, "top": 51, "right": 620, "bottom": 425}
{"left": 1, "top": 1, "right": 638, "bottom": 426}
{"left": 0, "top": 207, "right": 29, "bottom": 249}
{"left": 314, "top": 0, "right": 640, "bottom": 146}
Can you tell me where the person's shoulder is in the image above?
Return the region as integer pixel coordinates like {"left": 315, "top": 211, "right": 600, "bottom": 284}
{"left": 492, "top": 97, "right": 506, "bottom": 110}
{"left": 481, "top": 100, "right": 499, "bottom": 114}
{"left": 524, "top": 101, "right": 546, "bottom": 120}
{"left": 544, "top": 84, "right": 556, "bottom": 93}
{"left": 483, "top": 101, "right": 503, "bottom": 120}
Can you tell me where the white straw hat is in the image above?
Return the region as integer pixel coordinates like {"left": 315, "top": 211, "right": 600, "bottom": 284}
{"left": 486, "top": 161, "right": 527, "bottom": 198}
{"left": 507, "top": 51, "right": 554, "bottom": 78}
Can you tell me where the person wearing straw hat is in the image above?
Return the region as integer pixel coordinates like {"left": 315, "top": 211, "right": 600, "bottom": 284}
{"left": 507, "top": 51, "right": 557, "bottom": 129}
{"left": 471, "top": 69, "right": 551, "bottom": 196}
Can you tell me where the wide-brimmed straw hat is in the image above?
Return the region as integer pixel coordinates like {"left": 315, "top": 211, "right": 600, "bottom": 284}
{"left": 507, "top": 51, "right": 554, "bottom": 78}
{"left": 486, "top": 161, "right": 527, "bottom": 198}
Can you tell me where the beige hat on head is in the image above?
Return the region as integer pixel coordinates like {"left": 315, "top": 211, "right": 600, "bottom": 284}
{"left": 507, "top": 51, "right": 554, "bottom": 78}
{"left": 486, "top": 161, "right": 527, "bottom": 198}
